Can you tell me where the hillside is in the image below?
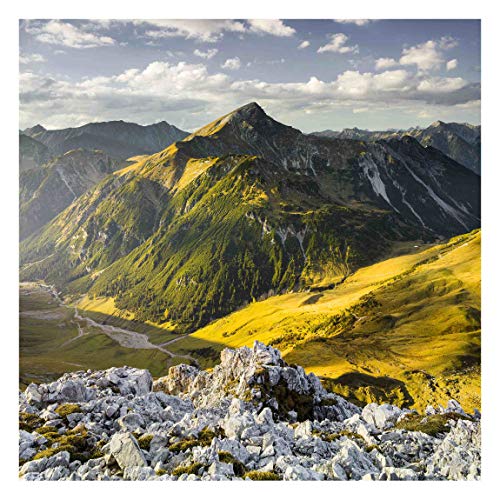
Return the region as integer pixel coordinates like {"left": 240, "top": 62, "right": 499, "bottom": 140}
{"left": 24, "top": 120, "right": 189, "bottom": 160}
{"left": 19, "top": 132, "right": 50, "bottom": 172}
{"left": 20, "top": 149, "right": 123, "bottom": 240}
{"left": 168, "top": 229, "right": 480, "bottom": 413}
{"left": 312, "top": 121, "right": 481, "bottom": 175}
{"left": 19, "top": 342, "right": 480, "bottom": 481}
{"left": 20, "top": 102, "right": 480, "bottom": 332}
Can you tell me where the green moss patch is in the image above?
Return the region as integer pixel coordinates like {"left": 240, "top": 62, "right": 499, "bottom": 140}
{"left": 395, "top": 412, "right": 472, "bottom": 437}
{"left": 172, "top": 462, "right": 204, "bottom": 476}
{"left": 55, "top": 403, "right": 81, "bottom": 418}
{"left": 169, "top": 427, "right": 221, "bottom": 453}
{"left": 19, "top": 412, "right": 44, "bottom": 432}
{"left": 137, "top": 434, "right": 153, "bottom": 450}
{"left": 243, "top": 471, "right": 281, "bottom": 481}
{"left": 218, "top": 451, "right": 247, "bottom": 477}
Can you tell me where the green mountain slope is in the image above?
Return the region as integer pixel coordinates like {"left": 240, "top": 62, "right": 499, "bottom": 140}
{"left": 20, "top": 102, "right": 480, "bottom": 333}
{"left": 170, "top": 229, "right": 480, "bottom": 412}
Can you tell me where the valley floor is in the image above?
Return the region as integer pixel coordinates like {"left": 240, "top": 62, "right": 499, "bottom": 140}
{"left": 19, "top": 229, "right": 481, "bottom": 413}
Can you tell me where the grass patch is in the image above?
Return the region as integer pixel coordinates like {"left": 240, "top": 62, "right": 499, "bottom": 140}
{"left": 55, "top": 403, "right": 81, "bottom": 418}
{"left": 19, "top": 412, "right": 44, "bottom": 432}
{"left": 172, "top": 462, "right": 204, "bottom": 476}
{"left": 243, "top": 471, "right": 281, "bottom": 481}
{"left": 137, "top": 434, "right": 153, "bottom": 450}
{"left": 394, "top": 412, "right": 473, "bottom": 437}
{"left": 217, "top": 451, "right": 247, "bottom": 477}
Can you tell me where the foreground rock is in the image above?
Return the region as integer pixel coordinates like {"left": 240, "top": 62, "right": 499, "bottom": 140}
{"left": 19, "top": 342, "right": 480, "bottom": 481}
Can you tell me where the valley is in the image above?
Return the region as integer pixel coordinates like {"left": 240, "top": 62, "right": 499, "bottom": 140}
{"left": 20, "top": 228, "right": 480, "bottom": 413}
{"left": 18, "top": 103, "right": 481, "bottom": 415}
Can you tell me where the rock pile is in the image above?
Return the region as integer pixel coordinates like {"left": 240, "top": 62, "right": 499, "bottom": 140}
{"left": 19, "top": 342, "right": 480, "bottom": 480}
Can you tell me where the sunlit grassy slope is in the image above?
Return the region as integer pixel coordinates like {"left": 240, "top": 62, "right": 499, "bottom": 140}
{"left": 170, "top": 230, "right": 480, "bottom": 412}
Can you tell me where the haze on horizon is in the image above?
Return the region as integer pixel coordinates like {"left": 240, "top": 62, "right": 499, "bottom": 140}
{"left": 19, "top": 19, "right": 480, "bottom": 133}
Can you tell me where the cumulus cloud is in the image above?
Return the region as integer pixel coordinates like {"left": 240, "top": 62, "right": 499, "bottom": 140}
{"left": 298, "top": 40, "right": 310, "bottom": 50}
{"left": 193, "top": 48, "right": 218, "bottom": 59}
{"left": 131, "top": 19, "right": 295, "bottom": 43}
{"left": 400, "top": 40, "right": 444, "bottom": 72}
{"left": 335, "top": 19, "right": 373, "bottom": 27}
{"left": 247, "top": 19, "right": 295, "bottom": 37}
{"left": 221, "top": 57, "right": 241, "bottom": 70}
{"left": 375, "top": 57, "right": 398, "bottom": 70}
{"left": 19, "top": 58, "right": 480, "bottom": 131}
{"left": 446, "top": 59, "right": 458, "bottom": 71}
{"left": 318, "top": 33, "right": 358, "bottom": 54}
{"left": 19, "top": 53, "right": 46, "bottom": 64}
{"left": 25, "top": 20, "right": 115, "bottom": 49}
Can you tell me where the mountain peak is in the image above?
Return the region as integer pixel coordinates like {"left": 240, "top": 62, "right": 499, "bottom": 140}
{"left": 25, "top": 124, "right": 46, "bottom": 135}
{"left": 430, "top": 120, "right": 446, "bottom": 128}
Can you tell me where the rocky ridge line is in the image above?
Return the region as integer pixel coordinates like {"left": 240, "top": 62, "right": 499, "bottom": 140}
{"left": 19, "top": 342, "right": 480, "bottom": 481}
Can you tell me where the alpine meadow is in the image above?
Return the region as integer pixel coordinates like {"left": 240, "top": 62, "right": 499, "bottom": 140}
{"left": 18, "top": 18, "right": 481, "bottom": 481}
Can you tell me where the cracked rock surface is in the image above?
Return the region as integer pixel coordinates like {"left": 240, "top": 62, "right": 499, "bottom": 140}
{"left": 19, "top": 342, "right": 480, "bottom": 481}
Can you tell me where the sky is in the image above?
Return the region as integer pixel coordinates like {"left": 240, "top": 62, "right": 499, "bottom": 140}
{"left": 19, "top": 19, "right": 481, "bottom": 133}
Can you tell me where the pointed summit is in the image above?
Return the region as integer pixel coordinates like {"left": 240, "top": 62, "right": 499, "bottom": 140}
{"left": 430, "top": 120, "right": 446, "bottom": 128}
{"left": 189, "top": 101, "right": 294, "bottom": 140}
{"left": 24, "top": 124, "right": 46, "bottom": 136}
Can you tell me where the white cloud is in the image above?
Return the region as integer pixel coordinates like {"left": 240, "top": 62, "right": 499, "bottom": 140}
{"left": 221, "top": 57, "right": 241, "bottom": 70}
{"left": 19, "top": 58, "right": 479, "bottom": 131}
{"left": 26, "top": 20, "right": 115, "bottom": 49}
{"left": 133, "top": 19, "right": 294, "bottom": 43}
{"left": 247, "top": 19, "right": 295, "bottom": 37}
{"left": 375, "top": 57, "right": 398, "bottom": 70}
{"left": 318, "top": 33, "right": 358, "bottom": 54}
{"left": 446, "top": 59, "right": 458, "bottom": 71}
{"left": 335, "top": 19, "right": 372, "bottom": 27}
{"left": 298, "top": 40, "right": 310, "bottom": 50}
{"left": 138, "top": 20, "right": 246, "bottom": 43}
{"left": 399, "top": 40, "right": 444, "bottom": 72}
{"left": 19, "top": 53, "right": 46, "bottom": 64}
{"left": 193, "top": 48, "right": 218, "bottom": 60}
{"left": 439, "top": 36, "right": 459, "bottom": 50}
{"left": 417, "top": 76, "right": 467, "bottom": 93}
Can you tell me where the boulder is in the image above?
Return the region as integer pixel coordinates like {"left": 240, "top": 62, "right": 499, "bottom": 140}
{"left": 109, "top": 432, "right": 147, "bottom": 469}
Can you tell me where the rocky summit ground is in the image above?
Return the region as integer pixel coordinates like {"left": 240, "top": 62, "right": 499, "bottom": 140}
{"left": 19, "top": 342, "right": 480, "bottom": 481}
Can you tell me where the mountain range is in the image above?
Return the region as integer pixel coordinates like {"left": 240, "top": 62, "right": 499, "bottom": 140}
{"left": 20, "top": 149, "right": 123, "bottom": 240}
{"left": 311, "top": 121, "right": 481, "bottom": 175}
{"left": 20, "top": 102, "right": 480, "bottom": 332}
{"left": 23, "top": 120, "right": 189, "bottom": 161}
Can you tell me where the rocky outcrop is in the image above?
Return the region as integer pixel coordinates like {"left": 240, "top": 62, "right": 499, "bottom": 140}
{"left": 19, "top": 342, "right": 480, "bottom": 481}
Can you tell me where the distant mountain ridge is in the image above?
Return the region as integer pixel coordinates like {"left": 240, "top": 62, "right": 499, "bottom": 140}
{"left": 19, "top": 132, "right": 50, "bottom": 172}
{"left": 20, "top": 149, "right": 123, "bottom": 240}
{"left": 23, "top": 120, "right": 189, "bottom": 160}
{"left": 20, "top": 102, "right": 480, "bottom": 331}
{"left": 311, "top": 121, "right": 481, "bottom": 175}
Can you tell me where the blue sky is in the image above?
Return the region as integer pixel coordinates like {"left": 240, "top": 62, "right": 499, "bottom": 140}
{"left": 19, "top": 19, "right": 480, "bottom": 132}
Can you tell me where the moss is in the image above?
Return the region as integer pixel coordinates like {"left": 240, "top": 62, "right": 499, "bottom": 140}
{"left": 365, "top": 444, "right": 382, "bottom": 453}
{"left": 243, "top": 471, "right": 281, "bottom": 481}
{"left": 155, "top": 468, "right": 168, "bottom": 476}
{"left": 35, "top": 425, "right": 59, "bottom": 435}
{"left": 172, "top": 462, "right": 204, "bottom": 476}
{"left": 217, "top": 451, "right": 247, "bottom": 477}
{"left": 33, "top": 444, "right": 74, "bottom": 460}
{"left": 55, "top": 403, "right": 81, "bottom": 418}
{"left": 169, "top": 427, "right": 221, "bottom": 453}
{"left": 19, "top": 412, "right": 44, "bottom": 432}
{"left": 31, "top": 426, "right": 100, "bottom": 463}
{"left": 320, "top": 430, "right": 365, "bottom": 443}
{"left": 395, "top": 412, "right": 472, "bottom": 437}
{"left": 137, "top": 434, "right": 154, "bottom": 450}
{"left": 40, "top": 431, "right": 61, "bottom": 442}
